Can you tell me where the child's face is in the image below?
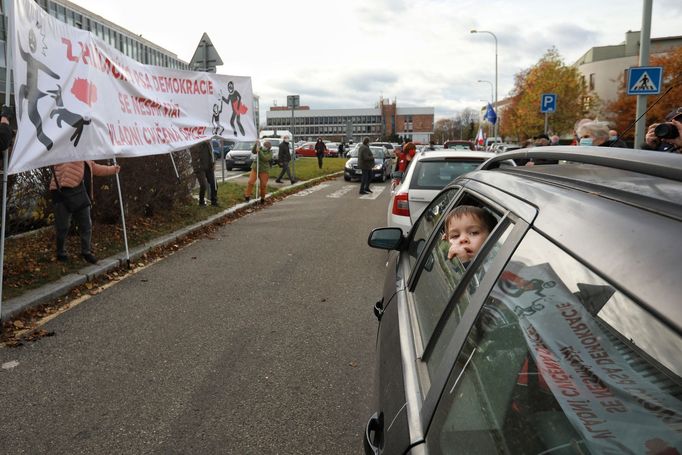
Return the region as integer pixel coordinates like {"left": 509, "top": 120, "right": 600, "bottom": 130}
{"left": 445, "top": 214, "right": 490, "bottom": 262}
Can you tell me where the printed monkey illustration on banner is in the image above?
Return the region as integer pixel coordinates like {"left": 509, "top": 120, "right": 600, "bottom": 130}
{"left": 222, "top": 80, "right": 248, "bottom": 137}
{"left": 211, "top": 96, "right": 224, "bottom": 136}
{"left": 17, "top": 21, "right": 91, "bottom": 151}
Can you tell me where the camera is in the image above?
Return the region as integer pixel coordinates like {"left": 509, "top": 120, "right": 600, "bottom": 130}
{"left": 654, "top": 123, "right": 680, "bottom": 139}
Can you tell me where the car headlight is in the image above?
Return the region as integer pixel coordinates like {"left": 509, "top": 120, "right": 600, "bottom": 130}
{"left": 373, "top": 164, "right": 382, "bottom": 170}
{"left": 345, "top": 163, "right": 352, "bottom": 169}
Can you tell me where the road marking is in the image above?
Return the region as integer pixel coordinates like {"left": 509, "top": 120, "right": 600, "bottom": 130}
{"left": 2, "top": 360, "right": 19, "bottom": 370}
{"left": 293, "top": 183, "right": 331, "bottom": 197}
{"left": 359, "top": 185, "right": 387, "bottom": 200}
{"left": 327, "top": 185, "right": 355, "bottom": 198}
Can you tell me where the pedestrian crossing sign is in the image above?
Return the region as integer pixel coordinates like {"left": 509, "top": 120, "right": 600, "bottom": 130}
{"left": 627, "top": 66, "right": 663, "bottom": 95}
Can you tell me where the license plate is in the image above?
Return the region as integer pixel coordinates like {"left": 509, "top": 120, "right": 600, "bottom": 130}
{"left": 355, "top": 170, "right": 362, "bottom": 175}
{"left": 234, "top": 161, "right": 244, "bottom": 164}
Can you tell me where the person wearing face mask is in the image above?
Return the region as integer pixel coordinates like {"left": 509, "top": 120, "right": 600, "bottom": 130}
{"left": 606, "top": 129, "right": 627, "bottom": 148}
{"left": 576, "top": 121, "right": 610, "bottom": 147}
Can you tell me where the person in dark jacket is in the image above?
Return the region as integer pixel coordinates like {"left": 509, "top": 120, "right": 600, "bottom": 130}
{"left": 314, "top": 138, "right": 326, "bottom": 169}
{"left": 275, "top": 136, "right": 296, "bottom": 184}
{"left": 50, "top": 160, "right": 120, "bottom": 263}
{"left": 357, "top": 138, "right": 374, "bottom": 195}
{"left": 190, "top": 140, "right": 218, "bottom": 206}
{"left": 0, "top": 105, "right": 14, "bottom": 161}
{"left": 641, "top": 107, "right": 682, "bottom": 154}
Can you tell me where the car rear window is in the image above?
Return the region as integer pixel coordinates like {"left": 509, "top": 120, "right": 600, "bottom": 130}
{"left": 410, "top": 160, "right": 483, "bottom": 190}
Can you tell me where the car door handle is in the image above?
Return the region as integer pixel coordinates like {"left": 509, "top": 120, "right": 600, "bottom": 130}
{"left": 373, "top": 299, "right": 384, "bottom": 321}
{"left": 364, "top": 412, "right": 383, "bottom": 455}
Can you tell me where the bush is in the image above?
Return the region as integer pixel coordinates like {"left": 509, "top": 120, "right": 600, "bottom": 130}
{"left": 4, "top": 151, "right": 196, "bottom": 235}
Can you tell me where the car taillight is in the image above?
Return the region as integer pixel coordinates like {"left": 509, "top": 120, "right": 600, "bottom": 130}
{"left": 392, "top": 192, "right": 410, "bottom": 217}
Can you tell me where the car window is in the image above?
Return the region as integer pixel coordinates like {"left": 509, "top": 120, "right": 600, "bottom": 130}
{"left": 427, "top": 229, "right": 682, "bottom": 454}
{"left": 233, "top": 141, "right": 255, "bottom": 150}
{"left": 425, "top": 222, "right": 513, "bottom": 379}
{"left": 406, "top": 188, "right": 459, "bottom": 274}
{"left": 410, "top": 160, "right": 484, "bottom": 190}
{"left": 411, "top": 200, "right": 503, "bottom": 360}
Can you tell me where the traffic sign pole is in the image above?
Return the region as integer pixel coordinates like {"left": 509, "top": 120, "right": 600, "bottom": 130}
{"left": 634, "top": 0, "right": 653, "bottom": 148}
{"left": 544, "top": 113, "right": 549, "bottom": 135}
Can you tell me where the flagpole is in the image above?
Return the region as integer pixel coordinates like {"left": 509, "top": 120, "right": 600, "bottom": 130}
{"left": 0, "top": 0, "right": 14, "bottom": 330}
{"left": 112, "top": 156, "right": 129, "bottom": 267}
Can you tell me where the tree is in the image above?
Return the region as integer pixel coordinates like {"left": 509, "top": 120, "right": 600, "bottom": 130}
{"left": 433, "top": 118, "right": 458, "bottom": 143}
{"left": 605, "top": 46, "right": 682, "bottom": 142}
{"left": 500, "top": 48, "right": 592, "bottom": 141}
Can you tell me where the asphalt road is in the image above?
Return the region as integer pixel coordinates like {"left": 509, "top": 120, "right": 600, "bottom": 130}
{"left": 0, "top": 177, "right": 392, "bottom": 454}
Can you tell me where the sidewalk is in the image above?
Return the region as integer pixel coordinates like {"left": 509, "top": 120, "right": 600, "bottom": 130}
{"left": 1, "top": 172, "right": 342, "bottom": 322}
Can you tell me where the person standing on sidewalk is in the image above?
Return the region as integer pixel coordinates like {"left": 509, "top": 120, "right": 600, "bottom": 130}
{"left": 358, "top": 138, "right": 374, "bottom": 195}
{"left": 245, "top": 140, "right": 272, "bottom": 203}
{"left": 50, "top": 160, "right": 120, "bottom": 263}
{"left": 190, "top": 140, "right": 218, "bottom": 206}
{"left": 314, "top": 138, "right": 326, "bottom": 169}
{"left": 275, "top": 136, "right": 296, "bottom": 184}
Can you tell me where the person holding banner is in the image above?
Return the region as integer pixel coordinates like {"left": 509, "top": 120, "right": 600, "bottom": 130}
{"left": 244, "top": 140, "right": 272, "bottom": 204}
{"left": 190, "top": 140, "right": 218, "bottom": 206}
{"left": 0, "top": 105, "right": 13, "bottom": 156}
{"left": 50, "top": 160, "right": 121, "bottom": 263}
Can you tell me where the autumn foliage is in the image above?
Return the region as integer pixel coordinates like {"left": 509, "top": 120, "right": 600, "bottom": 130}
{"left": 500, "top": 48, "right": 592, "bottom": 141}
{"left": 606, "top": 46, "right": 682, "bottom": 142}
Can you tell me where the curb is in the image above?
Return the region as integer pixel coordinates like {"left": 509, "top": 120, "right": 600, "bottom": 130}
{"left": 1, "top": 172, "right": 343, "bottom": 321}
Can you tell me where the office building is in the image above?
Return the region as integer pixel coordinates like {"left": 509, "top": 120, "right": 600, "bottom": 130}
{"left": 266, "top": 98, "right": 434, "bottom": 143}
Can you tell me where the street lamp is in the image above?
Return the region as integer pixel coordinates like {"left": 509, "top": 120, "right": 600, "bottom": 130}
{"left": 471, "top": 29, "right": 498, "bottom": 143}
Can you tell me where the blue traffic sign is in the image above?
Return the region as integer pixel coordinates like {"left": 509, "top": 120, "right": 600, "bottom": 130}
{"left": 540, "top": 93, "right": 557, "bottom": 113}
{"left": 627, "top": 66, "right": 663, "bottom": 95}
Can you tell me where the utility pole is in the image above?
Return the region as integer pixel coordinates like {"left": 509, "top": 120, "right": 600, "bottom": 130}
{"left": 634, "top": 0, "right": 653, "bottom": 148}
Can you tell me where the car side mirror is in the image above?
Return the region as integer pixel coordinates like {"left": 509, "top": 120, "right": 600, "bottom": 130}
{"left": 367, "top": 227, "right": 404, "bottom": 250}
{"left": 391, "top": 171, "right": 403, "bottom": 180}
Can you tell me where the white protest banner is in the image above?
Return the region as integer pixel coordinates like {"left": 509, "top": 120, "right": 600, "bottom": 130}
{"left": 7, "top": 0, "right": 257, "bottom": 175}
{"left": 492, "top": 263, "right": 682, "bottom": 454}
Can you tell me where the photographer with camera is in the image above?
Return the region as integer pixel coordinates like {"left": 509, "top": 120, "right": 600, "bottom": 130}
{"left": 642, "top": 107, "right": 682, "bottom": 154}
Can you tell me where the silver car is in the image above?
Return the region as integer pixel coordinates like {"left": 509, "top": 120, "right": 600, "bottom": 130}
{"left": 387, "top": 150, "right": 500, "bottom": 234}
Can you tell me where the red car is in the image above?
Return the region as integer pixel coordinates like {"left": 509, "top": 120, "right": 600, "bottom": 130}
{"left": 295, "top": 141, "right": 336, "bottom": 157}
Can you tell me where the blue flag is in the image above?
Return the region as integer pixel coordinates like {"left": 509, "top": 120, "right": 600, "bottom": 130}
{"left": 484, "top": 103, "right": 497, "bottom": 125}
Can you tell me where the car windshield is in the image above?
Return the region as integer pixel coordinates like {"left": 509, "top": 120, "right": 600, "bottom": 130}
{"left": 349, "top": 147, "right": 385, "bottom": 159}
{"left": 409, "top": 159, "right": 484, "bottom": 189}
{"left": 232, "top": 141, "right": 255, "bottom": 150}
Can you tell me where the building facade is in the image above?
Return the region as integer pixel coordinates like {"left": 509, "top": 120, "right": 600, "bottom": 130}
{"left": 265, "top": 98, "right": 434, "bottom": 143}
{"left": 0, "top": 0, "right": 190, "bottom": 104}
{"left": 573, "top": 30, "right": 682, "bottom": 109}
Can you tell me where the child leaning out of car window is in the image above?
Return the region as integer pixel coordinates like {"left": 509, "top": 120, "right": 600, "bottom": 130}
{"left": 442, "top": 205, "right": 497, "bottom": 268}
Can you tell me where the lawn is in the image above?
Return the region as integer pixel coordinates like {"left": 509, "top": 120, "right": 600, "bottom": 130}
{"left": 1, "top": 158, "right": 346, "bottom": 301}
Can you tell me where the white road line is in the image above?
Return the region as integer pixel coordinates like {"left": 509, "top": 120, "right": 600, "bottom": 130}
{"left": 293, "top": 183, "right": 331, "bottom": 197}
{"left": 327, "top": 185, "right": 355, "bottom": 198}
{"left": 359, "top": 185, "right": 387, "bottom": 200}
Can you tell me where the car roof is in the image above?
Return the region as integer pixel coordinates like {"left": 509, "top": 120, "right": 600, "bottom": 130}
{"left": 412, "top": 150, "right": 496, "bottom": 161}
{"left": 457, "top": 146, "right": 682, "bottom": 331}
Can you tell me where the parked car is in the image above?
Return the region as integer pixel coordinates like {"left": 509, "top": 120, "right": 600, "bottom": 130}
{"left": 364, "top": 147, "right": 682, "bottom": 454}
{"left": 211, "top": 139, "right": 235, "bottom": 160}
{"left": 443, "top": 140, "right": 474, "bottom": 150}
{"left": 344, "top": 146, "right": 393, "bottom": 182}
{"left": 224, "top": 141, "right": 256, "bottom": 170}
{"left": 370, "top": 142, "right": 397, "bottom": 158}
{"left": 295, "top": 141, "right": 334, "bottom": 158}
{"left": 387, "top": 150, "right": 502, "bottom": 234}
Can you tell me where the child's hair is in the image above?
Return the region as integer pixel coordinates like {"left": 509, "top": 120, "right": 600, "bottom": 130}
{"left": 444, "top": 205, "right": 497, "bottom": 234}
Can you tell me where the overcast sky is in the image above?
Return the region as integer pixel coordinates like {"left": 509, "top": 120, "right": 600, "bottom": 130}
{"left": 72, "top": 0, "right": 681, "bottom": 120}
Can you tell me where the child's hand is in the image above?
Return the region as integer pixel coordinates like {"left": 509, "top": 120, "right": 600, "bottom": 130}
{"left": 447, "top": 238, "right": 476, "bottom": 261}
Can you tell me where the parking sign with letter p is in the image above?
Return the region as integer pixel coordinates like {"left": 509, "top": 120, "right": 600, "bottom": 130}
{"left": 541, "top": 93, "right": 557, "bottom": 113}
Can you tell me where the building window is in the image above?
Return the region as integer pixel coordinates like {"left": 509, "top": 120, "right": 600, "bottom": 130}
{"left": 589, "top": 73, "right": 596, "bottom": 91}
